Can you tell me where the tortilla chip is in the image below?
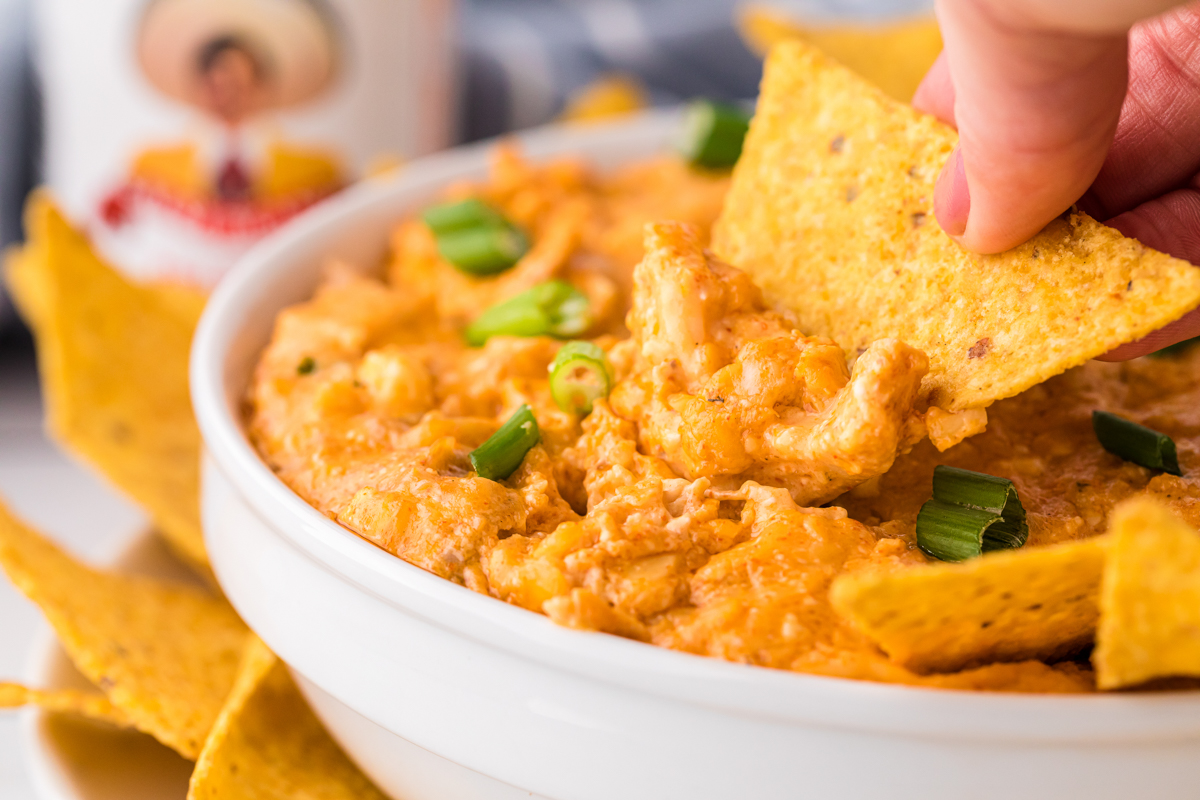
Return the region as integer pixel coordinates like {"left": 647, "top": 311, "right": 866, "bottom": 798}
{"left": 0, "top": 681, "right": 131, "bottom": 727}
{"left": 189, "top": 635, "right": 389, "bottom": 800}
{"left": 736, "top": 6, "right": 941, "bottom": 102}
{"left": 560, "top": 74, "right": 649, "bottom": 123}
{"left": 1094, "top": 497, "right": 1200, "bottom": 689}
{"left": 830, "top": 537, "right": 1107, "bottom": 674}
{"left": 713, "top": 42, "right": 1200, "bottom": 411}
{"left": 8, "top": 195, "right": 209, "bottom": 566}
{"left": 4, "top": 239, "right": 49, "bottom": 333}
{"left": 0, "top": 499, "right": 247, "bottom": 759}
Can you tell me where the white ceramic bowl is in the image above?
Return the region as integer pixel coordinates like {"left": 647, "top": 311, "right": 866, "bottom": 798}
{"left": 191, "top": 111, "right": 1200, "bottom": 800}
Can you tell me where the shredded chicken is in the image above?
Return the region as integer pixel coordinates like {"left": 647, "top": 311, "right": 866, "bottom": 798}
{"left": 611, "top": 222, "right": 929, "bottom": 505}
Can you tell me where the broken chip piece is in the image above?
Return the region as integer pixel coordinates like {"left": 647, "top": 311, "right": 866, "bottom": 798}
{"left": 829, "top": 537, "right": 1107, "bottom": 674}
{"left": 4, "top": 230, "right": 50, "bottom": 333}
{"left": 5, "top": 196, "right": 209, "bottom": 566}
{"left": 736, "top": 6, "right": 942, "bottom": 102}
{"left": 188, "top": 635, "right": 389, "bottom": 800}
{"left": 1095, "top": 497, "right": 1200, "bottom": 690}
{"left": 713, "top": 41, "right": 1200, "bottom": 412}
{"left": 0, "top": 499, "right": 247, "bottom": 759}
{"left": 0, "top": 681, "right": 131, "bottom": 727}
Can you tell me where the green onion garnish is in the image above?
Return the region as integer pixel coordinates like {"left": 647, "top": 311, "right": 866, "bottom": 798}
{"left": 297, "top": 356, "right": 315, "bottom": 375}
{"left": 916, "top": 466, "right": 1028, "bottom": 562}
{"left": 469, "top": 404, "right": 540, "bottom": 481}
{"left": 435, "top": 224, "right": 530, "bottom": 276}
{"left": 1092, "top": 410, "right": 1181, "bottom": 475}
{"left": 678, "top": 99, "right": 752, "bottom": 169}
{"left": 422, "top": 198, "right": 530, "bottom": 275}
{"left": 465, "top": 280, "right": 591, "bottom": 346}
{"left": 422, "top": 198, "right": 504, "bottom": 236}
{"left": 916, "top": 501, "right": 1013, "bottom": 563}
{"left": 549, "top": 341, "right": 613, "bottom": 415}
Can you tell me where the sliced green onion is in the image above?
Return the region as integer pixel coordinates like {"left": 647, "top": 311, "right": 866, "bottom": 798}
{"left": 465, "top": 280, "right": 591, "bottom": 346}
{"left": 1148, "top": 335, "right": 1200, "bottom": 359}
{"left": 1092, "top": 410, "right": 1181, "bottom": 475}
{"left": 678, "top": 99, "right": 752, "bottom": 169}
{"left": 916, "top": 501, "right": 1005, "bottom": 562}
{"left": 297, "top": 356, "right": 315, "bottom": 375}
{"left": 422, "top": 198, "right": 530, "bottom": 275}
{"left": 435, "top": 224, "right": 530, "bottom": 276}
{"left": 931, "top": 466, "right": 1024, "bottom": 518}
{"left": 549, "top": 341, "right": 613, "bottom": 415}
{"left": 422, "top": 198, "right": 504, "bottom": 236}
{"left": 916, "top": 466, "right": 1028, "bottom": 562}
{"left": 470, "top": 404, "right": 541, "bottom": 481}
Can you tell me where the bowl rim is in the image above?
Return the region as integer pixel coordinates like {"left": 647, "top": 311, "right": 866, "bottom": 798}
{"left": 191, "top": 109, "right": 1200, "bottom": 745}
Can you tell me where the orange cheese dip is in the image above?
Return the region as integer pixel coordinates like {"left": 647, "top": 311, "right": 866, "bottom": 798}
{"left": 247, "top": 148, "right": 1197, "bottom": 693}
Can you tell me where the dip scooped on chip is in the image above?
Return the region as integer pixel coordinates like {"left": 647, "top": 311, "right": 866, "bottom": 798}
{"left": 713, "top": 40, "right": 1200, "bottom": 419}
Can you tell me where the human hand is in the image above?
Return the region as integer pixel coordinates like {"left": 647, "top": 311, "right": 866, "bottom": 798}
{"left": 913, "top": 0, "right": 1200, "bottom": 359}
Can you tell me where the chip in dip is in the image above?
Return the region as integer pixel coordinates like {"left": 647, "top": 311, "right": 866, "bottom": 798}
{"left": 830, "top": 536, "right": 1107, "bottom": 674}
{"left": 1095, "top": 497, "right": 1200, "bottom": 689}
{"left": 713, "top": 41, "right": 1200, "bottom": 413}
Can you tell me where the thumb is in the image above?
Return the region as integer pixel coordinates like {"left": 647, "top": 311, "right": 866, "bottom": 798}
{"left": 932, "top": 0, "right": 1149, "bottom": 253}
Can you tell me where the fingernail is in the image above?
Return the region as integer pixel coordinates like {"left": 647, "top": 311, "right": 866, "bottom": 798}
{"left": 934, "top": 147, "right": 970, "bottom": 237}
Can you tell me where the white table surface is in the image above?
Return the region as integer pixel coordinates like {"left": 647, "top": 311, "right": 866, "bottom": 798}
{"left": 0, "top": 338, "right": 146, "bottom": 800}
